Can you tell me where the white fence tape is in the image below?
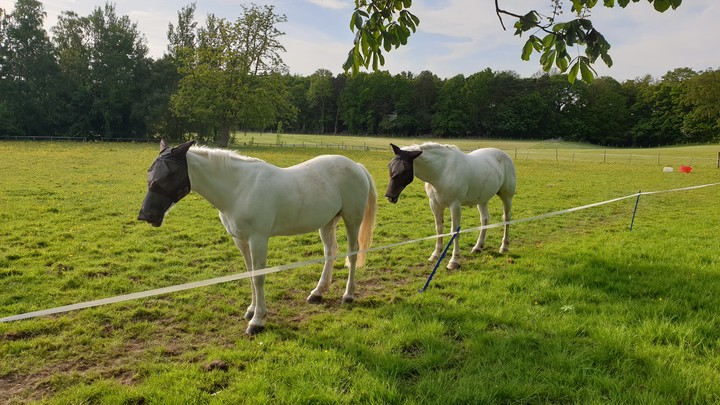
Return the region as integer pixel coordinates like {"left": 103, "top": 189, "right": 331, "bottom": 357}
{"left": 2, "top": 182, "right": 719, "bottom": 323}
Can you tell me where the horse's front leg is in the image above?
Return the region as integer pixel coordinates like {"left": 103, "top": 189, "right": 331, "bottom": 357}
{"left": 246, "top": 236, "right": 269, "bottom": 336}
{"left": 428, "top": 198, "right": 445, "bottom": 262}
{"left": 308, "top": 219, "right": 339, "bottom": 304}
{"left": 233, "top": 237, "right": 255, "bottom": 320}
{"left": 447, "top": 203, "right": 462, "bottom": 270}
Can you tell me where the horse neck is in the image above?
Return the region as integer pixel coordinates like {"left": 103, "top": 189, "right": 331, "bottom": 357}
{"left": 186, "top": 149, "right": 247, "bottom": 212}
{"left": 414, "top": 148, "right": 454, "bottom": 184}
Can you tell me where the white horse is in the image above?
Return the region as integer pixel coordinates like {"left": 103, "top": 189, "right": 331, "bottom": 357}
{"left": 138, "top": 140, "right": 377, "bottom": 335}
{"left": 385, "top": 142, "right": 515, "bottom": 270}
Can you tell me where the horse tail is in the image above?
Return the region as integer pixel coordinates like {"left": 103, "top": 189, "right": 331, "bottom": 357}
{"left": 347, "top": 164, "right": 377, "bottom": 268}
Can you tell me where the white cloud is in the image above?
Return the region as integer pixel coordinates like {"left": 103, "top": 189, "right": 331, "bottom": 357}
{"left": 306, "top": 0, "right": 350, "bottom": 11}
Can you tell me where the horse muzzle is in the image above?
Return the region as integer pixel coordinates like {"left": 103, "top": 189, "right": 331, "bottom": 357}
{"left": 137, "top": 210, "right": 164, "bottom": 227}
{"left": 386, "top": 195, "right": 399, "bottom": 204}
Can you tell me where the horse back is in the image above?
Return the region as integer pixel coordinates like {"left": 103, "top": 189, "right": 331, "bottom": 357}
{"left": 466, "top": 148, "right": 516, "bottom": 197}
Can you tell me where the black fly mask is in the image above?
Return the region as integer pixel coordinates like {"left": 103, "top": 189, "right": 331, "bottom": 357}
{"left": 137, "top": 140, "right": 195, "bottom": 227}
{"left": 385, "top": 143, "right": 422, "bottom": 204}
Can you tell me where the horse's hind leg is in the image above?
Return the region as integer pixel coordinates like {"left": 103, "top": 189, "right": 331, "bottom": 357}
{"left": 341, "top": 216, "right": 362, "bottom": 304}
{"left": 499, "top": 194, "right": 512, "bottom": 253}
{"left": 307, "top": 217, "right": 340, "bottom": 304}
{"left": 447, "top": 203, "right": 462, "bottom": 270}
{"left": 233, "top": 237, "right": 256, "bottom": 321}
{"left": 472, "top": 202, "right": 489, "bottom": 254}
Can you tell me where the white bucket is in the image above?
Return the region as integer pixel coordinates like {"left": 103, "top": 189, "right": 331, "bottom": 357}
{"left": 663, "top": 167, "right": 673, "bottom": 173}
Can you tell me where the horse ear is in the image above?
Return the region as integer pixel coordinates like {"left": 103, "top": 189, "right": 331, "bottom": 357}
{"left": 171, "top": 140, "right": 196, "bottom": 156}
{"left": 160, "top": 139, "right": 168, "bottom": 152}
{"left": 390, "top": 143, "right": 402, "bottom": 155}
{"left": 408, "top": 150, "right": 422, "bottom": 160}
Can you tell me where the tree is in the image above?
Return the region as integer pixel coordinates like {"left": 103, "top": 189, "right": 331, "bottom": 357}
{"left": 53, "top": 2, "right": 151, "bottom": 137}
{"left": 0, "top": 0, "right": 61, "bottom": 136}
{"left": 170, "top": 4, "right": 294, "bottom": 146}
{"left": 681, "top": 69, "right": 720, "bottom": 142}
{"left": 306, "top": 69, "right": 334, "bottom": 134}
{"left": 345, "top": 0, "right": 681, "bottom": 83}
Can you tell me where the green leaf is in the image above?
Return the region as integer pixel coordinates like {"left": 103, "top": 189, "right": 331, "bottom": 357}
{"left": 568, "top": 61, "right": 580, "bottom": 84}
{"left": 653, "top": 0, "right": 671, "bottom": 12}
{"left": 522, "top": 38, "right": 534, "bottom": 61}
{"left": 601, "top": 53, "right": 613, "bottom": 67}
{"left": 351, "top": 11, "right": 362, "bottom": 31}
{"left": 542, "top": 49, "right": 556, "bottom": 71}
{"left": 580, "top": 59, "right": 595, "bottom": 83}
{"left": 342, "top": 49, "right": 355, "bottom": 72}
{"left": 556, "top": 55, "right": 569, "bottom": 72}
{"left": 604, "top": 0, "right": 615, "bottom": 6}
{"left": 382, "top": 32, "right": 392, "bottom": 52}
{"left": 542, "top": 33, "right": 556, "bottom": 48}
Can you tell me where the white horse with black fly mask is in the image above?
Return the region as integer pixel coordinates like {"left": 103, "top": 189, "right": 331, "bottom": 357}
{"left": 385, "top": 142, "right": 515, "bottom": 270}
{"left": 138, "top": 140, "right": 377, "bottom": 335}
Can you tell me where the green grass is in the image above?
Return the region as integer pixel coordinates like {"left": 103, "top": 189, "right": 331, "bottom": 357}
{"left": 1, "top": 140, "right": 720, "bottom": 404}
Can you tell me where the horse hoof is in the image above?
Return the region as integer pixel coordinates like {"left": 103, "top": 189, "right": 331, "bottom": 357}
{"left": 342, "top": 296, "right": 354, "bottom": 304}
{"left": 306, "top": 294, "right": 323, "bottom": 304}
{"left": 499, "top": 247, "right": 509, "bottom": 254}
{"left": 428, "top": 255, "right": 440, "bottom": 262}
{"left": 447, "top": 261, "right": 460, "bottom": 270}
{"left": 471, "top": 247, "right": 483, "bottom": 254}
{"left": 245, "top": 324, "right": 265, "bottom": 336}
{"left": 243, "top": 311, "right": 254, "bottom": 320}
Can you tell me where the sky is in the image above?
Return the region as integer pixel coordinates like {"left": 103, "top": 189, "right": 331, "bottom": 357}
{"left": 5, "top": 0, "right": 719, "bottom": 81}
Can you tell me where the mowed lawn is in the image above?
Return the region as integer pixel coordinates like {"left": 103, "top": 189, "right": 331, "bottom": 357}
{"left": 1, "top": 140, "right": 720, "bottom": 404}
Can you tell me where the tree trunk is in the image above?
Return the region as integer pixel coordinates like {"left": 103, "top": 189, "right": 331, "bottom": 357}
{"left": 217, "top": 123, "right": 231, "bottom": 147}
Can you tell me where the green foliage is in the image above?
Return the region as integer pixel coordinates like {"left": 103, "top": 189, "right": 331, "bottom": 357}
{"left": 169, "top": 4, "right": 295, "bottom": 146}
{"left": 2, "top": 141, "right": 720, "bottom": 403}
{"left": 347, "top": 0, "right": 682, "bottom": 83}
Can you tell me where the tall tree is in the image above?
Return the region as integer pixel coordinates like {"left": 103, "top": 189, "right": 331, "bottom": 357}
{"left": 681, "top": 69, "right": 720, "bottom": 142}
{"left": 53, "top": 2, "right": 151, "bottom": 138}
{"left": 0, "top": 0, "right": 60, "bottom": 136}
{"left": 306, "top": 69, "right": 334, "bottom": 134}
{"left": 171, "top": 4, "right": 294, "bottom": 146}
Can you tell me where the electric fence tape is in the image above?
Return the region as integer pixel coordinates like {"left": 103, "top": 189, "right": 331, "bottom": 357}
{"left": 2, "top": 181, "right": 719, "bottom": 323}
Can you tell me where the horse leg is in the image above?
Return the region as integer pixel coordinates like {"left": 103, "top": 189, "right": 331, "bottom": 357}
{"left": 472, "top": 202, "right": 489, "bottom": 254}
{"left": 428, "top": 198, "right": 445, "bottom": 262}
{"left": 246, "top": 236, "right": 269, "bottom": 336}
{"left": 341, "top": 217, "right": 362, "bottom": 304}
{"left": 307, "top": 217, "right": 340, "bottom": 304}
{"left": 447, "top": 203, "right": 462, "bottom": 270}
{"left": 499, "top": 194, "right": 512, "bottom": 253}
{"left": 233, "top": 237, "right": 255, "bottom": 320}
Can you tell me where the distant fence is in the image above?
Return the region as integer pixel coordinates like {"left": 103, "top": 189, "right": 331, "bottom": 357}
{"left": 2, "top": 136, "right": 718, "bottom": 167}
{"left": 239, "top": 141, "right": 387, "bottom": 151}
{"left": 506, "top": 148, "right": 720, "bottom": 168}
{"left": 0, "top": 136, "right": 156, "bottom": 143}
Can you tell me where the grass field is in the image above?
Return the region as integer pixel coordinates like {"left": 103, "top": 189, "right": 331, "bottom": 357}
{"left": 1, "top": 140, "right": 720, "bottom": 404}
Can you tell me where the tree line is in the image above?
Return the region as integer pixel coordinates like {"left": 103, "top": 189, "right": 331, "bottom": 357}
{"left": 1, "top": 0, "right": 718, "bottom": 147}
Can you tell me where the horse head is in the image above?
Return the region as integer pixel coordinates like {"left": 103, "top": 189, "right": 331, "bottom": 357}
{"left": 385, "top": 143, "right": 422, "bottom": 204}
{"left": 137, "top": 139, "right": 195, "bottom": 227}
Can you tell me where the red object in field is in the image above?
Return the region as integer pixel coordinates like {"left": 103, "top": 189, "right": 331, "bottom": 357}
{"left": 679, "top": 165, "right": 692, "bottom": 173}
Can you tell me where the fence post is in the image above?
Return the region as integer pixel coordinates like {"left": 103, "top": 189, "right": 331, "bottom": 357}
{"left": 717, "top": 152, "right": 719, "bottom": 168}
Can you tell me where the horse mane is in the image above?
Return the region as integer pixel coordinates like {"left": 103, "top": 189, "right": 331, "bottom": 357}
{"left": 405, "top": 142, "right": 461, "bottom": 153}
{"left": 190, "top": 145, "right": 264, "bottom": 163}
